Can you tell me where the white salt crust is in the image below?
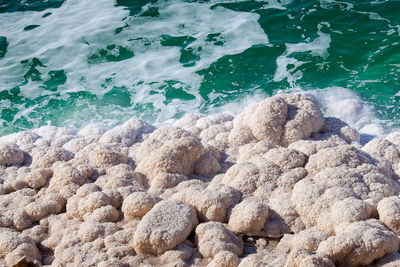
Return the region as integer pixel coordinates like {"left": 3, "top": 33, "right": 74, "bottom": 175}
{"left": 0, "top": 92, "right": 400, "bottom": 266}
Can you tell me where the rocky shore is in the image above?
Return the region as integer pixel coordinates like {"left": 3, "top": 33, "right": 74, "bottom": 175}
{"left": 1, "top": 92, "right": 400, "bottom": 266}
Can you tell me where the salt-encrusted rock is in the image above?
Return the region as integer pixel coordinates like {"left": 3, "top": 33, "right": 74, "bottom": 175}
{"left": 0, "top": 188, "right": 38, "bottom": 230}
{"left": 97, "top": 258, "right": 126, "bottom": 267}
{"left": 171, "top": 187, "right": 232, "bottom": 222}
{"left": 136, "top": 136, "right": 205, "bottom": 178}
{"left": 0, "top": 228, "right": 34, "bottom": 255}
{"left": 276, "top": 227, "right": 329, "bottom": 254}
{"left": 230, "top": 94, "right": 324, "bottom": 147}
{"left": 195, "top": 222, "right": 243, "bottom": 258}
{"left": 263, "top": 147, "right": 306, "bottom": 171}
{"left": 39, "top": 214, "right": 73, "bottom": 250}
{"left": 195, "top": 113, "right": 233, "bottom": 130}
{"left": 311, "top": 130, "right": 350, "bottom": 144}
{"left": 246, "top": 96, "right": 288, "bottom": 144}
{"left": 237, "top": 141, "right": 276, "bottom": 163}
{"left": 363, "top": 138, "right": 400, "bottom": 164}
{"left": 291, "top": 166, "right": 397, "bottom": 233}
{"left": 305, "top": 145, "right": 373, "bottom": 175}
{"left": 63, "top": 135, "right": 100, "bottom": 153}
{"left": 206, "top": 183, "right": 242, "bottom": 206}
{"left": 208, "top": 251, "right": 240, "bottom": 267}
{"left": 238, "top": 250, "right": 287, "bottom": 267}
{"left": 95, "top": 164, "right": 143, "bottom": 190}
{"left": 386, "top": 131, "right": 400, "bottom": 146}
{"left": 228, "top": 124, "right": 257, "bottom": 146}
{"left": 228, "top": 199, "right": 269, "bottom": 235}
{"left": 99, "top": 118, "right": 154, "bottom": 146}
{"left": 0, "top": 228, "right": 41, "bottom": 265}
{"left": 288, "top": 140, "right": 337, "bottom": 157}
{"left": 2, "top": 167, "right": 31, "bottom": 192}
{"left": 104, "top": 228, "right": 136, "bottom": 252}
{"left": 76, "top": 183, "right": 101, "bottom": 196}
{"left": 220, "top": 162, "right": 281, "bottom": 198}
{"left": 133, "top": 200, "right": 198, "bottom": 255}
{"left": 157, "top": 243, "right": 196, "bottom": 266}
{"left": 317, "top": 219, "right": 398, "bottom": 266}
{"left": 122, "top": 191, "right": 161, "bottom": 218}
{"left": 150, "top": 126, "right": 193, "bottom": 141}
{"left": 265, "top": 190, "right": 305, "bottom": 237}
{"left": 322, "top": 117, "right": 360, "bottom": 144}
{"left": 4, "top": 243, "right": 42, "bottom": 266}
{"left": 66, "top": 190, "right": 116, "bottom": 220}
{"left": 85, "top": 205, "right": 120, "bottom": 222}
{"left": 0, "top": 142, "right": 24, "bottom": 166}
{"left": 279, "top": 93, "right": 325, "bottom": 146}
{"left": 130, "top": 138, "right": 163, "bottom": 163}
{"left": 70, "top": 242, "right": 109, "bottom": 266}
{"left": 109, "top": 163, "right": 139, "bottom": 180}
{"left": 330, "top": 197, "right": 374, "bottom": 228}
{"left": 86, "top": 143, "right": 128, "bottom": 168}
{"left": 285, "top": 247, "right": 334, "bottom": 267}
{"left": 378, "top": 196, "right": 400, "bottom": 234}
{"left": 22, "top": 224, "right": 47, "bottom": 245}
{"left": 277, "top": 168, "right": 307, "bottom": 191}
{"left": 105, "top": 235, "right": 136, "bottom": 261}
{"left": 0, "top": 131, "right": 40, "bottom": 148}
{"left": 149, "top": 173, "right": 188, "bottom": 191}
{"left": 77, "top": 221, "right": 119, "bottom": 243}
{"left": 2, "top": 92, "right": 400, "bottom": 266}
{"left": 200, "top": 122, "right": 232, "bottom": 142}
{"left": 24, "top": 199, "right": 62, "bottom": 222}
{"left": 200, "top": 124, "right": 231, "bottom": 141}
{"left": 49, "top": 162, "right": 93, "bottom": 193}
{"left": 23, "top": 168, "right": 52, "bottom": 188}
{"left": 194, "top": 151, "right": 221, "bottom": 175}
{"left": 116, "top": 185, "right": 145, "bottom": 201}
{"left": 95, "top": 164, "right": 144, "bottom": 190}
{"left": 31, "top": 147, "right": 74, "bottom": 168}
{"left": 13, "top": 209, "right": 33, "bottom": 231}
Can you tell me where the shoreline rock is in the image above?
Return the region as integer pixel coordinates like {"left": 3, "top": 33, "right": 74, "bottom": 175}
{"left": 0, "top": 92, "right": 399, "bottom": 266}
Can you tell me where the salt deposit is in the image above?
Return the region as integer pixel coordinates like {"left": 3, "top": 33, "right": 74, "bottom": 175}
{"left": 0, "top": 92, "right": 400, "bottom": 266}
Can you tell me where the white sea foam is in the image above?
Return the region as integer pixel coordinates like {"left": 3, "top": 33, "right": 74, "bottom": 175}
{"left": 206, "top": 0, "right": 294, "bottom": 9}
{"left": 309, "top": 87, "right": 386, "bottom": 137}
{"left": 273, "top": 23, "right": 331, "bottom": 86}
{"left": 260, "top": 0, "right": 294, "bottom": 10}
{"left": 319, "top": 0, "right": 354, "bottom": 11}
{"left": 0, "top": 0, "right": 397, "bottom": 139}
{"left": 0, "top": 0, "right": 269, "bottom": 128}
{"left": 0, "top": 0, "right": 128, "bottom": 98}
{"left": 211, "top": 91, "right": 270, "bottom": 117}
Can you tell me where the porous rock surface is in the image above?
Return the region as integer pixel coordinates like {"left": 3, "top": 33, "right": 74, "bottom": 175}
{"left": 0, "top": 92, "right": 399, "bottom": 266}
{"left": 133, "top": 200, "right": 198, "bottom": 255}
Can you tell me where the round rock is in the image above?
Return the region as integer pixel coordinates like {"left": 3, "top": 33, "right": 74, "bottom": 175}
{"left": 133, "top": 200, "right": 198, "bottom": 255}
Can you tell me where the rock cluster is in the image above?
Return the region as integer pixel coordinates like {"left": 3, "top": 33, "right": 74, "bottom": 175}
{"left": 0, "top": 93, "right": 399, "bottom": 266}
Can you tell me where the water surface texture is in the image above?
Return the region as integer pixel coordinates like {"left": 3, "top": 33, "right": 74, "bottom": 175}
{"left": 0, "top": 0, "right": 399, "bottom": 136}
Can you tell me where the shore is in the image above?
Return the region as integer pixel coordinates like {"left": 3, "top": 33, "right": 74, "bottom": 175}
{"left": 1, "top": 92, "right": 400, "bottom": 266}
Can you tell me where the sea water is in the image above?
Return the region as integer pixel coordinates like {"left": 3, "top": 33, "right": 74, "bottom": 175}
{"left": 0, "top": 0, "right": 399, "bottom": 136}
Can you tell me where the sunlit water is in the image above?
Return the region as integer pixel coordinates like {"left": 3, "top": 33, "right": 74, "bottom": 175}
{"left": 0, "top": 0, "right": 399, "bottom": 136}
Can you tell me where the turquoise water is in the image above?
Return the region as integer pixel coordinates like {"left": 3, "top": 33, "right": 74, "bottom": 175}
{"left": 0, "top": 0, "right": 399, "bottom": 136}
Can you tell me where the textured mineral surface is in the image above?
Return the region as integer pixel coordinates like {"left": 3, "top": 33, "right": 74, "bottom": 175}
{"left": 0, "top": 93, "right": 399, "bottom": 266}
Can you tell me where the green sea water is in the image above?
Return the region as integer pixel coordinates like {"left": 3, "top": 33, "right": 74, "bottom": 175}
{"left": 0, "top": 0, "right": 399, "bottom": 136}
